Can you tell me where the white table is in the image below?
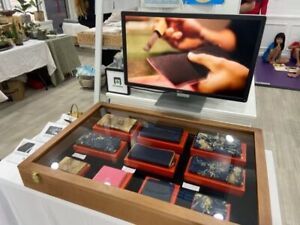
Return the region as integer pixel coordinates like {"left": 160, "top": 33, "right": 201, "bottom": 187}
{"left": 0, "top": 149, "right": 281, "bottom": 225}
{"left": 0, "top": 40, "right": 56, "bottom": 102}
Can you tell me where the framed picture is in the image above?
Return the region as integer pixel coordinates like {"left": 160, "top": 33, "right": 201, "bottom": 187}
{"left": 184, "top": 0, "right": 224, "bottom": 4}
{"left": 106, "top": 68, "right": 130, "bottom": 95}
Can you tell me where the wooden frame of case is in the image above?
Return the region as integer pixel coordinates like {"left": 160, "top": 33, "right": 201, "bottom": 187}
{"left": 18, "top": 103, "right": 272, "bottom": 225}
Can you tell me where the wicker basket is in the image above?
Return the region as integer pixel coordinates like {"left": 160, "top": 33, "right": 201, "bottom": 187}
{"left": 78, "top": 75, "right": 94, "bottom": 89}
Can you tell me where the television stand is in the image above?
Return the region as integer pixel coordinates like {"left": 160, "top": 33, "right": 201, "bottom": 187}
{"left": 155, "top": 92, "right": 206, "bottom": 113}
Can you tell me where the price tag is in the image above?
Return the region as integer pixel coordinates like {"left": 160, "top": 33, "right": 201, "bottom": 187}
{"left": 72, "top": 153, "right": 86, "bottom": 160}
{"left": 182, "top": 182, "right": 200, "bottom": 192}
{"left": 122, "top": 166, "right": 136, "bottom": 174}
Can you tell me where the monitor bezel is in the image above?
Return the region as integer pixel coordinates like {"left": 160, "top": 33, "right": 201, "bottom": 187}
{"left": 121, "top": 11, "right": 266, "bottom": 102}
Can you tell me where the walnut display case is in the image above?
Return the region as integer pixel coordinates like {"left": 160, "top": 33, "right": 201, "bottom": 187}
{"left": 18, "top": 102, "right": 272, "bottom": 225}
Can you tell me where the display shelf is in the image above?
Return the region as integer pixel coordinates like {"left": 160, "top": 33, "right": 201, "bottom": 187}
{"left": 18, "top": 102, "right": 271, "bottom": 225}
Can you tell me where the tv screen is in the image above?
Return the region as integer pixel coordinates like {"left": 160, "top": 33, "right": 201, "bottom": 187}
{"left": 122, "top": 12, "right": 266, "bottom": 102}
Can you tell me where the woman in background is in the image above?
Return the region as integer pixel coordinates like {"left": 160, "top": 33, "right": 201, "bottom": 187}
{"left": 74, "top": 0, "right": 118, "bottom": 66}
{"left": 75, "top": 0, "right": 96, "bottom": 28}
{"left": 262, "top": 33, "right": 289, "bottom": 64}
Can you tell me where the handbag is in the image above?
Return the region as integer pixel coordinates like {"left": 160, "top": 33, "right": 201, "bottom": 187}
{"left": 68, "top": 104, "right": 83, "bottom": 118}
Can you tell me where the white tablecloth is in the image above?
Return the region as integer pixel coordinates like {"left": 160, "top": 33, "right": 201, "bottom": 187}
{"left": 0, "top": 150, "right": 282, "bottom": 225}
{"left": 0, "top": 40, "right": 56, "bottom": 102}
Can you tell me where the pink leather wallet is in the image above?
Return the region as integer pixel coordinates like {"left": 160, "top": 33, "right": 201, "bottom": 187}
{"left": 92, "top": 166, "right": 127, "bottom": 188}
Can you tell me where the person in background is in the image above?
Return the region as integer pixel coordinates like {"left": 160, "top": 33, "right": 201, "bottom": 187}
{"left": 288, "top": 41, "right": 300, "bottom": 66}
{"left": 240, "top": 0, "right": 255, "bottom": 14}
{"left": 262, "top": 33, "right": 289, "bottom": 64}
{"left": 240, "top": 0, "right": 269, "bottom": 15}
{"left": 75, "top": 0, "right": 95, "bottom": 28}
{"left": 74, "top": 0, "right": 117, "bottom": 66}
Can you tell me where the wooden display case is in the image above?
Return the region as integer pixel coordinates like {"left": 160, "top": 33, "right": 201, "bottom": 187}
{"left": 18, "top": 103, "right": 272, "bottom": 225}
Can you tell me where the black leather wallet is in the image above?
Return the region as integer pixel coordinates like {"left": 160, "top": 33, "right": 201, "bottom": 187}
{"left": 141, "top": 178, "right": 174, "bottom": 202}
{"left": 76, "top": 132, "right": 121, "bottom": 153}
{"left": 139, "top": 123, "right": 183, "bottom": 143}
{"left": 128, "top": 144, "right": 175, "bottom": 168}
{"left": 147, "top": 44, "right": 230, "bottom": 86}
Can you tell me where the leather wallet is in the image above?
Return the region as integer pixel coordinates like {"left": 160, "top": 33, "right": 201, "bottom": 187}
{"left": 128, "top": 144, "right": 175, "bottom": 168}
{"left": 188, "top": 156, "right": 244, "bottom": 186}
{"left": 97, "top": 114, "right": 137, "bottom": 133}
{"left": 147, "top": 44, "right": 230, "bottom": 86}
{"left": 93, "top": 166, "right": 127, "bottom": 187}
{"left": 58, "top": 156, "right": 90, "bottom": 175}
{"left": 141, "top": 178, "right": 175, "bottom": 202}
{"left": 191, "top": 193, "right": 228, "bottom": 219}
{"left": 139, "top": 123, "right": 183, "bottom": 143}
{"left": 193, "top": 132, "right": 242, "bottom": 157}
{"left": 76, "top": 132, "right": 121, "bottom": 153}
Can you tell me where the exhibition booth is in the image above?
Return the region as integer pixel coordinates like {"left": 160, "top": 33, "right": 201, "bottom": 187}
{"left": 2, "top": 0, "right": 299, "bottom": 225}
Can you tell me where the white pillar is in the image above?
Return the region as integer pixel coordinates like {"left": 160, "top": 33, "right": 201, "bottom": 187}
{"left": 94, "top": 0, "right": 104, "bottom": 103}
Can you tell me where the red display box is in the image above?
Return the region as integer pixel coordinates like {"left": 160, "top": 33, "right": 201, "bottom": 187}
{"left": 92, "top": 123, "right": 141, "bottom": 142}
{"left": 138, "top": 176, "right": 180, "bottom": 204}
{"left": 190, "top": 142, "right": 247, "bottom": 166}
{"left": 136, "top": 131, "right": 189, "bottom": 155}
{"left": 78, "top": 164, "right": 91, "bottom": 177}
{"left": 184, "top": 157, "right": 246, "bottom": 196}
{"left": 73, "top": 140, "right": 127, "bottom": 162}
{"left": 123, "top": 154, "right": 180, "bottom": 178}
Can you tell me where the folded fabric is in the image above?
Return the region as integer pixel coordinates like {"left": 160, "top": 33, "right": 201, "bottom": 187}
{"left": 139, "top": 123, "right": 183, "bottom": 143}
{"left": 193, "top": 132, "right": 242, "bottom": 157}
{"left": 76, "top": 131, "right": 121, "bottom": 153}
{"left": 140, "top": 178, "right": 175, "bottom": 202}
{"left": 58, "top": 156, "right": 90, "bottom": 175}
{"left": 191, "top": 193, "right": 228, "bottom": 220}
{"left": 97, "top": 114, "right": 137, "bottom": 133}
{"left": 189, "top": 156, "right": 244, "bottom": 186}
{"left": 128, "top": 144, "right": 175, "bottom": 168}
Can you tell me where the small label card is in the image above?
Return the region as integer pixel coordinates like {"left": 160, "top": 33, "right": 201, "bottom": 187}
{"left": 122, "top": 166, "right": 136, "bottom": 174}
{"left": 72, "top": 153, "right": 87, "bottom": 160}
{"left": 182, "top": 182, "right": 200, "bottom": 192}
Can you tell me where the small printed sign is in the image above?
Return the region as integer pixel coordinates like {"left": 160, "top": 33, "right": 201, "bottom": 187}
{"left": 72, "top": 153, "right": 87, "bottom": 160}
{"left": 106, "top": 69, "right": 130, "bottom": 95}
{"left": 182, "top": 182, "right": 200, "bottom": 192}
{"left": 122, "top": 166, "right": 136, "bottom": 174}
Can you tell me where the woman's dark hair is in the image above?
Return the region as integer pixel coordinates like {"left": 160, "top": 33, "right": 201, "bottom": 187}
{"left": 274, "top": 32, "right": 285, "bottom": 50}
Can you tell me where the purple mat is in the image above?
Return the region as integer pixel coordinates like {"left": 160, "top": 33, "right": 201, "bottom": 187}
{"left": 254, "top": 57, "right": 300, "bottom": 91}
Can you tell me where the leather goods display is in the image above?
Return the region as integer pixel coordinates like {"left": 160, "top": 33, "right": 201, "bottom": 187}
{"left": 128, "top": 144, "right": 175, "bottom": 168}
{"left": 75, "top": 132, "right": 121, "bottom": 153}
{"left": 193, "top": 132, "right": 242, "bottom": 157}
{"left": 97, "top": 114, "right": 137, "bottom": 133}
{"left": 58, "top": 156, "right": 90, "bottom": 176}
{"left": 93, "top": 166, "right": 129, "bottom": 188}
{"left": 191, "top": 193, "right": 230, "bottom": 221}
{"left": 139, "top": 123, "right": 183, "bottom": 143}
{"left": 188, "top": 156, "right": 244, "bottom": 186}
{"left": 147, "top": 44, "right": 230, "bottom": 86}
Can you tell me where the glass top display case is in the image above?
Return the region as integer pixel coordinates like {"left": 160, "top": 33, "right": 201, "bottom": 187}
{"left": 18, "top": 103, "right": 271, "bottom": 225}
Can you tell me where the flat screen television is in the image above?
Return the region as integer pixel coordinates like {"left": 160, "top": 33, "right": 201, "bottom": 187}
{"left": 122, "top": 11, "right": 266, "bottom": 102}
